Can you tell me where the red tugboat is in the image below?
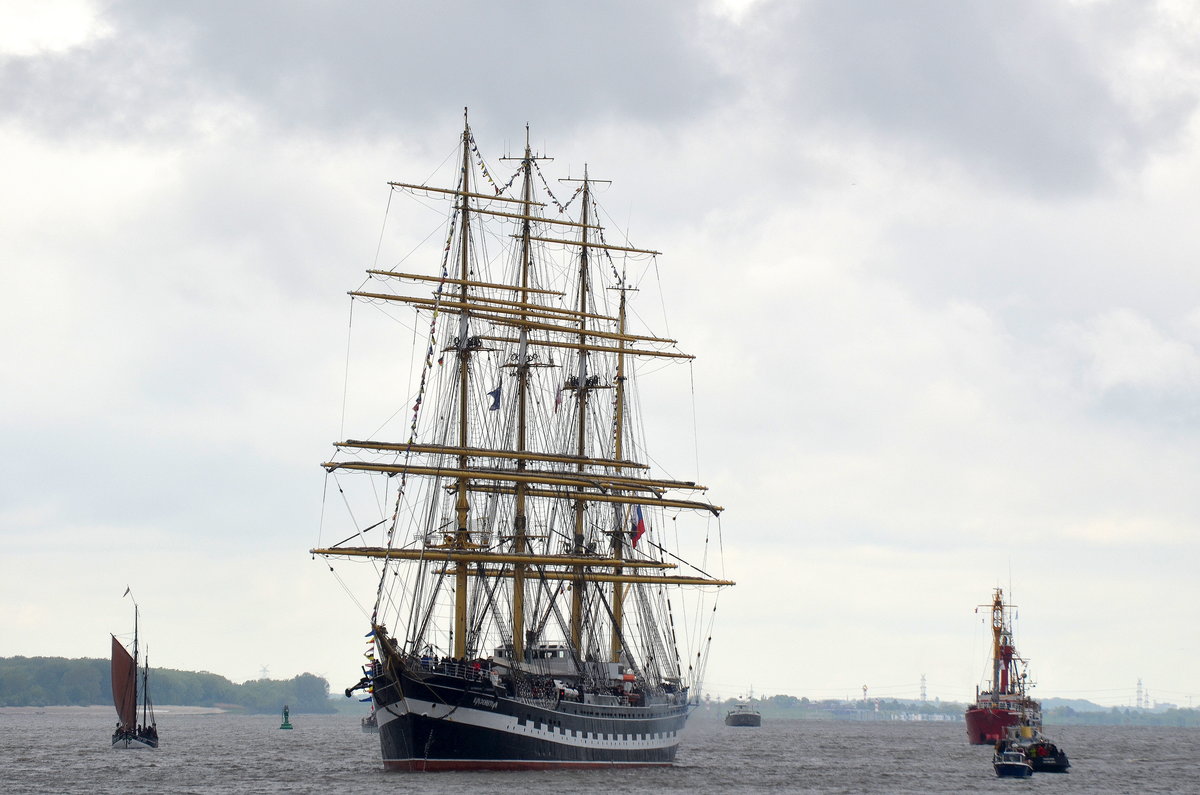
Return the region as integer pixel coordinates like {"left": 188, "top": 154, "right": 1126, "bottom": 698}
{"left": 965, "top": 588, "right": 1040, "bottom": 744}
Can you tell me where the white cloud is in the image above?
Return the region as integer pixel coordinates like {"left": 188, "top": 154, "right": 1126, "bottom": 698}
{"left": 1060, "top": 308, "right": 1200, "bottom": 395}
{"left": 0, "top": 0, "right": 109, "bottom": 57}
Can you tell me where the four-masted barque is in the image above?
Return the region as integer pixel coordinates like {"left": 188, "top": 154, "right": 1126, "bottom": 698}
{"left": 312, "top": 113, "right": 733, "bottom": 770}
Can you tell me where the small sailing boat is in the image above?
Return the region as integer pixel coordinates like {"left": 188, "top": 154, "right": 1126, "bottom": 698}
{"left": 313, "top": 113, "right": 733, "bottom": 770}
{"left": 965, "top": 588, "right": 1041, "bottom": 744}
{"left": 110, "top": 597, "right": 158, "bottom": 749}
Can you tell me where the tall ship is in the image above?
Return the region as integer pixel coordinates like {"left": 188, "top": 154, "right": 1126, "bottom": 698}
{"left": 111, "top": 596, "right": 159, "bottom": 749}
{"left": 313, "top": 113, "right": 733, "bottom": 770}
{"left": 965, "top": 588, "right": 1040, "bottom": 744}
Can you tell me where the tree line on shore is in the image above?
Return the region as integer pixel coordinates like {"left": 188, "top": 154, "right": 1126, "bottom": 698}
{"left": 0, "top": 656, "right": 335, "bottom": 713}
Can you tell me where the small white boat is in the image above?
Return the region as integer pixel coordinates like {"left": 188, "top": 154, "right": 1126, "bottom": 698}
{"left": 992, "top": 749, "right": 1033, "bottom": 778}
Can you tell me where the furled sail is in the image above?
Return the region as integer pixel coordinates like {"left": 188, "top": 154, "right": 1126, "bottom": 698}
{"left": 110, "top": 635, "right": 137, "bottom": 730}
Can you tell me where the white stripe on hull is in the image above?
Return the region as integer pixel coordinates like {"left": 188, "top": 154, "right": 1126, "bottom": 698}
{"left": 381, "top": 756, "right": 674, "bottom": 770}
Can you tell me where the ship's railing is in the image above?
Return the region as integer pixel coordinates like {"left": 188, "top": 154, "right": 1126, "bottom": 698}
{"left": 975, "top": 698, "right": 1035, "bottom": 712}
{"left": 403, "top": 651, "right": 688, "bottom": 709}
{"left": 410, "top": 654, "right": 494, "bottom": 683}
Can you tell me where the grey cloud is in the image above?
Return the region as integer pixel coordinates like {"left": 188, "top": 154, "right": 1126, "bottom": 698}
{"left": 2, "top": 0, "right": 733, "bottom": 142}
{"left": 735, "top": 0, "right": 1197, "bottom": 195}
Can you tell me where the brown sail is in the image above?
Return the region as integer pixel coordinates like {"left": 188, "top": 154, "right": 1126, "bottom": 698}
{"left": 111, "top": 635, "right": 137, "bottom": 730}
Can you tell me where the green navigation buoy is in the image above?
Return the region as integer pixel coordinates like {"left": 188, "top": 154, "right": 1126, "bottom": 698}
{"left": 279, "top": 704, "right": 293, "bottom": 730}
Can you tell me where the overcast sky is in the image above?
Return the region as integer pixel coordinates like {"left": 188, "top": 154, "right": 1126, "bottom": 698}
{"left": 3, "top": 0, "right": 1199, "bottom": 709}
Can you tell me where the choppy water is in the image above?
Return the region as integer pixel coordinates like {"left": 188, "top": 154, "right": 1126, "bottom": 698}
{"left": 1, "top": 709, "right": 1195, "bottom": 793}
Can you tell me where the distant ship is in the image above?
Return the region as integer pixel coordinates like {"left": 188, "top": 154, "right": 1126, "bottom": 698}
{"left": 965, "top": 588, "right": 1040, "bottom": 744}
{"left": 313, "top": 113, "right": 734, "bottom": 770}
{"left": 724, "top": 699, "right": 761, "bottom": 727}
{"left": 110, "top": 597, "right": 159, "bottom": 749}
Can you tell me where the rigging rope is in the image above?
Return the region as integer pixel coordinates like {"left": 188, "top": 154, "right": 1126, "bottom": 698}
{"left": 370, "top": 204, "right": 460, "bottom": 625}
{"left": 339, "top": 298, "right": 355, "bottom": 442}
{"left": 372, "top": 187, "right": 394, "bottom": 271}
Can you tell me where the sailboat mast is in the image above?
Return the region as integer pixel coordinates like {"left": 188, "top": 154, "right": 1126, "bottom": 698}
{"left": 452, "top": 112, "right": 474, "bottom": 660}
{"left": 141, "top": 650, "right": 149, "bottom": 727}
{"left": 133, "top": 603, "right": 139, "bottom": 709}
{"left": 569, "top": 170, "right": 593, "bottom": 654}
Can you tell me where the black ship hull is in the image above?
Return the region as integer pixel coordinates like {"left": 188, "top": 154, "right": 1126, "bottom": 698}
{"left": 724, "top": 712, "right": 761, "bottom": 727}
{"left": 1030, "top": 753, "right": 1070, "bottom": 773}
{"left": 373, "top": 662, "right": 689, "bottom": 771}
{"left": 111, "top": 730, "right": 158, "bottom": 749}
{"left": 1002, "top": 739, "right": 1070, "bottom": 773}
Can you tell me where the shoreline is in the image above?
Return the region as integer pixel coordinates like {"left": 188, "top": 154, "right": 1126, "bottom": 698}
{"left": 0, "top": 704, "right": 227, "bottom": 716}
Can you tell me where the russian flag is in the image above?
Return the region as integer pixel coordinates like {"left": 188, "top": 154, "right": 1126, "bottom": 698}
{"left": 631, "top": 506, "right": 646, "bottom": 548}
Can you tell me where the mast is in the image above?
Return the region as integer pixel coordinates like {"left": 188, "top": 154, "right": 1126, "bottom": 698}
{"left": 569, "top": 168, "right": 594, "bottom": 655}
{"left": 610, "top": 285, "right": 629, "bottom": 663}
{"left": 452, "top": 110, "right": 474, "bottom": 660}
{"left": 984, "top": 587, "right": 1019, "bottom": 698}
{"left": 141, "top": 649, "right": 149, "bottom": 727}
{"left": 133, "top": 602, "right": 140, "bottom": 711}
{"left": 510, "top": 127, "right": 538, "bottom": 662}
{"left": 997, "top": 588, "right": 1015, "bottom": 696}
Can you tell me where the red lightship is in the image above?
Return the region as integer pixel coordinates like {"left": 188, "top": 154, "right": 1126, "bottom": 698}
{"left": 965, "top": 588, "right": 1040, "bottom": 745}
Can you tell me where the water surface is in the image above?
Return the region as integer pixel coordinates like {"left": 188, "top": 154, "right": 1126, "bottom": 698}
{"left": 1, "top": 708, "right": 1193, "bottom": 793}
